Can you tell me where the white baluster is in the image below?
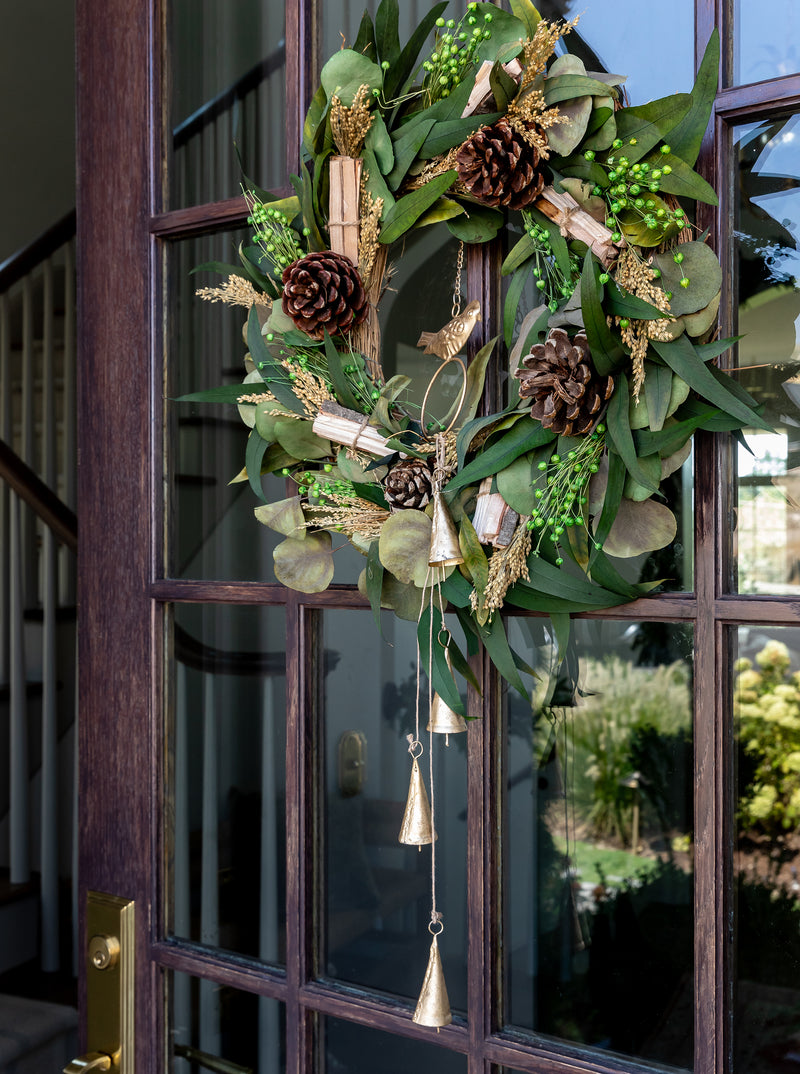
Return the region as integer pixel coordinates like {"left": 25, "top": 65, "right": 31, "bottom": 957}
{"left": 40, "top": 526, "right": 59, "bottom": 970}
{"left": 9, "top": 490, "right": 29, "bottom": 883}
{"left": 61, "top": 241, "right": 77, "bottom": 605}
{"left": 21, "top": 275, "right": 36, "bottom": 606}
{"left": 173, "top": 663, "right": 191, "bottom": 1071}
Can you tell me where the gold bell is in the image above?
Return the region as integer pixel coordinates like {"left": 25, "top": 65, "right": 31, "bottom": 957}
{"left": 413, "top": 934, "right": 452, "bottom": 1028}
{"left": 398, "top": 757, "right": 435, "bottom": 846}
{"left": 427, "top": 693, "right": 467, "bottom": 742}
{"left": 429, "top": 492, "right": 464, "bottom": 568}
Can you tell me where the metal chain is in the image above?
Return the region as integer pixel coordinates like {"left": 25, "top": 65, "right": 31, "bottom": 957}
{"left": 451, "top": 241, "right": 465, "bottom": 318}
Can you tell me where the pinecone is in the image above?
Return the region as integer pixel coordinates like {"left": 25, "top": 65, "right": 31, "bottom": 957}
{"left": 456, "top": 118, "right": 545, "bottom": 211}
{"left": 281, "top": 251, "right": 369, "bottom": 340}
{"left": 515, "top": 329, "right": 614, "bottom": 436}
{"left": 384, "top": 459, "right": 433, "bottom": 509}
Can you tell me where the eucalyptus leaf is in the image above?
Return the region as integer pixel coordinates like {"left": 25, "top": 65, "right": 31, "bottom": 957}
{"left": 548, "top": 95, "right": 593, "bottom": 159}
{"left": 447, "top": 416, "right": 554, "bottom": 494}
{"left": 387, "top": 119, "right": 436, "bottom": 190}
{"left": 490, "top": 61, "right": 518, "bottom": 111}
{"left": 496, "top": 452, "right": 537, "bottom": 515}
{"left": 605, "top": 278, "right": 668, "bottom": 321}
{"left": 617, "top": 199, "right": 680, "bottom": 248}
{"left": 504, "top": 265, "right": 530, "bottom": 349}
{"left": 415, "top": 197, "right": 465, "bottom": 229}
{"left": 459, "top": 514, "right": 489, "bottom": 598}
{"left": 374, "top": 0, "right": 401, "bottom": 70}
{"left": 385, "top": 2, "right": 447, "bottom": 99}
{"left": 544, "top": 74, "right": 615, "bottom": 104}
{"left": 245, "top": 431, "right": 270, "bottom": 503}
{"left": 607, "top": 373, "right": 661, "bottom": 494}
{"left": 613, "top": 94, "right": 692, "bottom": 162}
{"left": 623, "top": 452, "right": 662, "bottom": 501}
{"left": 379, "top": 171, "right": 459, "bottom": 244}
{"left": 644, "top": 152, "right": 718, "bottom": 205}
{"left": 366, "top": 540, "right": 385, "bottom": 633}
{"left": 419, "top": 113, "right": 502, "bottom": 158}
{"left": 509, "top": 0, "right": 541, "bottom": 36}
{"left": 447, "top": 203, "right": 504, "bottom": 244}
{"left": 444, "top": 337, "right": 497, "bottom": 430}
{"left": 365, "top": 113, "right": 394, "bottom": 174}
{"left": 379, "top": 510, "right": 440, "bottom": 587}
{"left": 273, "top": 531, "right": 334, "bottom": 592}
{"left": 361, "top": 146, "right": 396, "bottom": 217}
{"left": 502, "top": 233, "right": 535, "bottom": 277}
{"left": 322, "top": 331, "right": 361, "bottom": 411}
{"left": 473, "top": 3, "right": 529, "bottom": 62}
{"left": 320, "top": 49, "right": 382, "bottom": 105}
{"left": 580, "top": 251, "right": 626, "bottom": 374}
{"left": 254, "top": 496, "right": 306, "bottom": 538}
{"left": 177, "top": 382, "right": 260, "bottom": 405}
{"left": 683, "top": 293, "right": 721, "bottom": 338}
{"left": 274, "top": 419, "right": 331, "bottom": 461}
{"left": 254, "top": 400, "right": 298, "bottom": 440}
{"left": 418, "top": 605, "right": 465, "bottom": 716}
{"left": 669, "top": 29, "right": 720, "bottom": 167}
{"left": 238, "top": 370, "right": 264, "bottom": 428}
{"left": 653, "top": 241, "right": 722, "bottom": 316}
{"left": 603, "top": 497, "right": 677, "bottom": 558}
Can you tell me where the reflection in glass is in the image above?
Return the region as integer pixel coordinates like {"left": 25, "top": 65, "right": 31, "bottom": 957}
{"left": 322, "top": 610, "right": 468, "bottom": 1013}
{"left": 166, "top": 232, "right": 288, "bottom": 581}
{"left": 320, "top": 0, "right": 692, "bottom": 108}
{"left": 169, "top": 970, "right": 285, "bottom": 1073}
{"left": 505, "top": 618, "right": 694, "bottom": 1069}
{"left": 324, "top": 1016, "right": 465, "bottom": 1074}
{"left": 733, "top": 115, "right": 800, "bottom": 594}
{"left": 168, "top": 1, "right": 286, "bottom": 208}
{"left": 734, "top": 626, "right": 800, "bottom": 1071}
{"left": 168, "top": 604, "right": 287, "bottom": 964}
{"left": 733, "top": 0, "right": 800, "bottom": 86}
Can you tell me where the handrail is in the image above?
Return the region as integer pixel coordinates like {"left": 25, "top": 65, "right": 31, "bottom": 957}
{"left": 0, "top": 438, "right": 77, "bottom": 552}
{"left": 0, "top": 210, "right": 76, "bottom": 295}
{"left": 172, "top": 40, "right": 286, "bottom": 148}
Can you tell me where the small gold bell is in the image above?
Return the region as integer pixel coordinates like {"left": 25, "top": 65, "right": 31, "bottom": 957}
{"left": 413, "top": 934, "right": 452, "bottom": 1028}
{"left": 398, "top": 757, "right": 435, "bottom": 846}
{"left": 429, "top": 492, "right": 464, "bottom": 568}
{"left": 427, "top": 693, "right": 467, "bottom": 742}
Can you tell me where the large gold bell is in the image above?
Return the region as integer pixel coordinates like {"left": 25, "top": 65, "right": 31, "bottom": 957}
{"left": 413, "top": 934, "right": 452, "bottom": 1028}
{"left": 429, "top": 492, "right": 464, "bottom": 567}
{"left": 398, "top": 757, "right": 435, "bottom": 846}
{"left": 427, "top": 693, "right": 467, "bottom": 740}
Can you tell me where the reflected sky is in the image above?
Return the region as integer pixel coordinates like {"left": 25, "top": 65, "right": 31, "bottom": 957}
{"left": 734, "top": 0, "right": 800, "bottom": 85}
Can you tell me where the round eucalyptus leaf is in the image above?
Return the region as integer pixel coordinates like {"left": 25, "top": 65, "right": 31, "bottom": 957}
{"left": 623, "top": 453, "right": 662, "bottom": 501}
{"left": 254, "top": 496, "right": 306, "bottom": 538}
{"left": 547, "top": 96, "right": 592, "bottom": 156}
{"left": 683, "top": 292, "right": 720, "bottom": 338}
{"left": 379, "top": 509, "right": 447, "bottom": 587}
{"left": 273, "top": 532, "right": 334, "bottom": 592}
{"left": 628, "top": 372, "right": 689, "bottom": 429}
{"left": 320, "top": 49, "right": 382, "bottom": 105}
{"left": 358, "top": 571, "right": 432, "bottom": 621}
{"left": 275, "top": 418, "right": 331, "bottom": 461}
{"left": 604, "top": 497, "right": 677, "bottom": 558}
{"left": 237, "top": 370, "right": 264, "bottom": 429}
{"left": 653, "top": 241, "right": 722, "bottom": 316}
{"left": 661, "top": 440, "right": 692, "bottom": 479}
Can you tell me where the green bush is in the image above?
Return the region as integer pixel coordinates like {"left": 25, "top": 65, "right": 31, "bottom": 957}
{"left": 735, "top": 639, "right": 800, "bottom": 835}
{"left": 568, "top": 657, "right": 692, "bottom": 844}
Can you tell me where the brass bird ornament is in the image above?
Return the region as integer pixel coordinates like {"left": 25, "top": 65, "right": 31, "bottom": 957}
{"left": 416, "top": 300, "right": 482, "bottom": 361}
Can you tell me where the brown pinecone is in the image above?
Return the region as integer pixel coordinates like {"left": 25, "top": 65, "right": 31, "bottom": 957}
{"left": 515, "top": 328, "right": 614, "bottom": 436}
{"left": 384, "top": 459, "right": 433, "bottom": 509}
{"left": 281, "top": 250, "right": 369, "bottom": 340}
{"left": 456, "top": 118, "right": 545, "bottom": 211}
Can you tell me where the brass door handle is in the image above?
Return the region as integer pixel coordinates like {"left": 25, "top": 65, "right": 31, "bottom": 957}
{"left": 64, "top": 1053, "right": 112, "bottom": 1074}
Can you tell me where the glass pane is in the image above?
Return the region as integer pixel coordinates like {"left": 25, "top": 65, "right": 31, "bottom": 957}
{"left": 733, "top": 626, "right": 800, "bottom": 1072}
{"left": 169, "top": 970, "right": 285, "bottom": 1073}
{"left": 733, "top": 115, "right": 800, "bottom": 595}
{"left": 165, "top": 232, "right": 288, "bottom": 581}
{"left": 321, "top": 609, "right": 468, "bottom": 1014}
{"left": 167, "top": 603, "right": 287, "bottom": 965}
{"left": 733, "top": 0, "right": 800, "bottom": 86}
{"left": 320, "top": 1, "right": 693, "bottom": 109}
{"left": 168, "top": 0, "right": 286, "bottom": 208}
{"left": 505, "top": 618, "right": 694, "bottom": 1070}
{"left": 324, "top": 1015, "right": 466, "bottom": 1074}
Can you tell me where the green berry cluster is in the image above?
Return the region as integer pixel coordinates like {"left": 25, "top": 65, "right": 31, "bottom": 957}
{"left": 521, "top": 212, "right": 580, "bottom": 313}
{"left": 245, "top": 192, "right": 308, "bottom": 279}
{"left": 525, "top": 426, "right": 606, "bottom": 565}
{"left": 258, "top": 331, "right": 381, "bottom": 412}
{"left": 284, "top": 465, "right": 352, "bottom": 503}
{"left": 420, "top": 4, "right": 491, "bottom": 105}
{"left": 584, "top": 139, "right": 685, "bottom": 244}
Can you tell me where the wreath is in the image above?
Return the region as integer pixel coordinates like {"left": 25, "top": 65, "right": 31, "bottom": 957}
{"left": 187, "top": 1, "right": 767, "bottom": 714}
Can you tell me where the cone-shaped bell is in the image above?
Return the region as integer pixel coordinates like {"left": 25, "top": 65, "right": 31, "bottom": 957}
{"left": 427, "top": 692, "right": 467, "bottom": 736}
{"left": 429, "top": 492, "right": 464, "bottom": 567}
{"left": 398, "top": 757, "right": 435, "bottom": 845}
{"left": 413, "top": 935, "right": 452, "bottom": 1027}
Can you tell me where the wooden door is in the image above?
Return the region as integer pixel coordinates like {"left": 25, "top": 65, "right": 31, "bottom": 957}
{"left": 75, "top": 1, "right": 800, "bottom": 1073}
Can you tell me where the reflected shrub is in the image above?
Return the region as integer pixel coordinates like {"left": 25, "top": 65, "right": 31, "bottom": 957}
{"left": 735, "top": 640, "right": 800, "bottom": 836}
{"left": 570, "top": 658, "right": 692, "bottom": 845}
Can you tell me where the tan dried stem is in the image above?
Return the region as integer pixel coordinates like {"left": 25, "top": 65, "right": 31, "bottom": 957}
{"left": 196, "top": 275, "right": 272, "bottom": 310}
{"left": 330, "top": 85, "right": 374, "bottom": 158}
{"left": 610, "top": 248, "right": 673, "bottom": 403}
{"left": 472, "top": 516, "right": 532, "bottom": 618}
{"left": 306, "top": 496, "right": 390, "bottom": 540}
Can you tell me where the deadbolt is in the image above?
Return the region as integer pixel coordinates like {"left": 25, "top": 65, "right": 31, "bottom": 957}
{"left": 88, "top": 933, "right": 120, "bottom": 971}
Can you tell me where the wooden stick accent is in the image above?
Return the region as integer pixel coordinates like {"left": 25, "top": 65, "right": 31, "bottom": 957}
{"left": 328, "top": 156, "right": 362, "bottom": 266}
{"left": 534, "top": 184, "right": 621, "bottom": 267}
{"left": 461, "top": 59, "right": 522, "bottom": 119}
{"left": 472, "top": 478, "right": 518, "bottom": 548}
{"left": 312, "top": 400, "right": 391, "bottom": 457}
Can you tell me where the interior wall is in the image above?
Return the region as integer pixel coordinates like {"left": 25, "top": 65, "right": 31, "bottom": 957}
{"left": 0, "top": 0, "right": 75, "bottom": 264}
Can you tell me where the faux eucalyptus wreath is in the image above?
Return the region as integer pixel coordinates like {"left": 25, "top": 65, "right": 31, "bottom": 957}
{"left": 187, "top": 0, "right": 769, "bottom": 712}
